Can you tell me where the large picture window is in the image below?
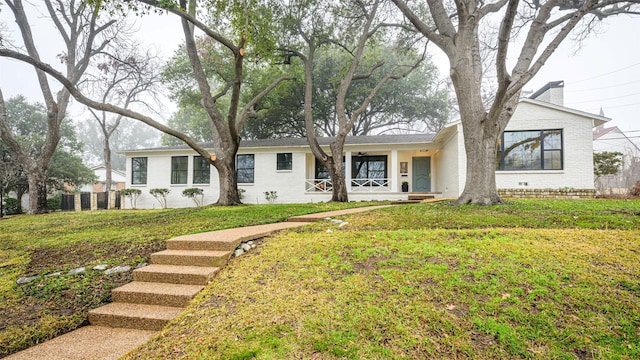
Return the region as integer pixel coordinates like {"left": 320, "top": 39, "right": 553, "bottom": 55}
{"left": 352, "top": 155, "right": 387, "bottom": 186}
{"left": 131, "top": 157, "right": 147, "bottom": 185}
{"left": 497, "top": 129, "right": 563, "bottom": 171}
{"left": 352, "top": 155, "right": 387, "bottom": 179}
{"left": 237, "top": 154, "right": 255, "bottom": 183}
{"left": 171, "top": 156, "right": 188, "bottom": 184}
{"left": 193, "top": 156, "right": 210, "bottom": 184}
{"left": 277, "top": 153, "right": 293, "bottom": 171}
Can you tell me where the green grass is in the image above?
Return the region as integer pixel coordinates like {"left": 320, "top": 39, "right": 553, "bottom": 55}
{"left": 119, "top": 199, "right": 640, "bottom": 360}
{"left": 0, "top": 202, "right": 375, "bottom": 357}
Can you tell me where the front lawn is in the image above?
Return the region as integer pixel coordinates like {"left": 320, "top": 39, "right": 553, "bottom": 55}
{"left": 0, "top": 202, "right": 374, "bottom": 357}
{"left": 121, "top": 199, "right": 640, "bottom": 359}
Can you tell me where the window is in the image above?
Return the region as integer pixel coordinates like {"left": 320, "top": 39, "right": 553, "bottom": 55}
{"left": 193, "top": 156, "right": 210, "bottom": 184}
{"left": 352, "top": 155, "right": 387, "bottom": 185}
{"left": 237, "top": 154, "right": 254, "bottom": 183}
{"left": 171, "top": 156, "right": 188, "bottom": 184}
{"left": 277, "top": 153, "right": 293, "bottom": 171}
{"left": 131, "top": 157, "right": 147, "bottom": 185}
{"left": 497, "top": 129, "right": 563, "bottom": 171}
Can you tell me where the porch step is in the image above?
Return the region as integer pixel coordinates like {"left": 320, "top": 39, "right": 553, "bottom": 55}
{"left": 112, "top": 282, "right": 204, "bottom": 307}
{"left": 391, "top": 200, "right": 422, "bottom": 205}
{"left": 408, "top": 194, "right": 435, "bottom": 201}
{"left": 133, "top": 264, "right": 220, "bottom": 285}
{"left": 88, "top": 302, "right": 183, "bottom": 331}
{"left": 151, "top": 249, "right": 231, "bottom": 267}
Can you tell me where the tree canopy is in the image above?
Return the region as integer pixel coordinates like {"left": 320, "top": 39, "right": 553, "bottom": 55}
{"left": 2, "top": 96, "right": 96, "bottom": 201}
{"left": 391, "top": 0, "right": 640, "bottom": 205}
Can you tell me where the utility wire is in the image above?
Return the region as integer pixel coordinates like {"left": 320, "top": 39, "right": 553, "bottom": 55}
{"left": 572, "top": 62, "right": 640, "bottom": 84}
{"left": 568, "top": 92, "right": 640, "bottom": 105}
{"left": 568, "top": 80, "right": 640, "bottom": 93}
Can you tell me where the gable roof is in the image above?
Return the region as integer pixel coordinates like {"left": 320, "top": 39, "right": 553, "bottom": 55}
{"left": 593, "top": 126, "right": 619, "bottom": 140}
{"left": 519, "top": 98, "right": 610, "bottom": 127}
{"left": 593, "top": 126, "right": 640, "bottom": 152}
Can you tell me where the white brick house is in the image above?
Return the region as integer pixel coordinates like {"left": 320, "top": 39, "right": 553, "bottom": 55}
{"left": 121, "top": 82, "right": 608, "bottom": 208}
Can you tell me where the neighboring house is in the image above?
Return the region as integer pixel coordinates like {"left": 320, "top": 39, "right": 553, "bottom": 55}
{"left": 79, "top": 165, "right": 127, "bottom": 193}
{"left": 121, "top": 81, "right": 608, "bottom": 208}
{"left": 593, "top": 125, "right": 640, "bottom": 195}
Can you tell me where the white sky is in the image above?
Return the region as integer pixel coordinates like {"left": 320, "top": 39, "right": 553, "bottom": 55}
{"left": 1, "top": 4, "right": 639, "bottom": 137}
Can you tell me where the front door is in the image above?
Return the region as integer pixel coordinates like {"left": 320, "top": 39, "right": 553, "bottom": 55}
{"left": 412, "top": 157, "right": 431, "bottom": 192}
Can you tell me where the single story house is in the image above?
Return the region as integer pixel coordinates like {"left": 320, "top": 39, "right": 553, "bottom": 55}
{"left": 79, "top": 165, "right": 127, "bottom": 193}
{"left": 121, "top": 82, "right": 608, "bottom": 208}
{"left": 593, "top": 125, "right": 640, "bottom": 195}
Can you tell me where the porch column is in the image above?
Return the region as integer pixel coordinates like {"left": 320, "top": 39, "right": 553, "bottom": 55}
{"left": 391, "top": 150, "right": 398, "bottom": 192}
{"left": 345, "top": 151, "right": 352, "bottom": 192}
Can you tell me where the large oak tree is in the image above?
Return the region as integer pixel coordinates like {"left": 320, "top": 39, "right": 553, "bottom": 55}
{"left": 2, "top": 0, "right": 293, "bottom": 205}
{"left": 391, "top": 0, "right": 640, "bottom": 205}
{"left": 0, "top": 0, "right": 116, "bottom": 213}
{"left": 282, "top": 0, "right": 426, "bottom": 202}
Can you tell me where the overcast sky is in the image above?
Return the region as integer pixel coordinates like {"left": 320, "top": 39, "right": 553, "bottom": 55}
{"left": 1, "top": 4, "right": 639, "bottom": 137}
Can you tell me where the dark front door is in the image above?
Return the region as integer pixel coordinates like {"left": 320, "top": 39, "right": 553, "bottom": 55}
{"left": 412, "top": 157, "right": 431, "bottom": 192}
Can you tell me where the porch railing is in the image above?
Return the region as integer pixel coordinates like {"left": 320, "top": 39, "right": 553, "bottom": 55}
{"left": 305, "top": 179, "right": 333, "bottom": 193}
{"left": 351, "top": 178, "right": 391, "bottom": 192}
{"left": 305, "top": 178, "right": 392, "bottom": 193}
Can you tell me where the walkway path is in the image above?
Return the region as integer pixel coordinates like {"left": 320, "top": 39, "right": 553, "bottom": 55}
{"left": 6, "top": 205, "right": 391, "bottom": 360}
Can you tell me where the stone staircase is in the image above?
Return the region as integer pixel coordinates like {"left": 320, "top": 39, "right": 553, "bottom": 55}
{"left": 6, "top": 206, "right": 397, "bottom": 360}
{"left": 88, "top": 222, "right": 308, "bottom": 331}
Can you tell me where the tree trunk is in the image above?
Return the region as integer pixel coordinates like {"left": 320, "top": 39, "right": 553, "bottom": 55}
{"left": 103, "top": 136, "right": 112, "bottom": 192}
{"left": 455, "top": 130, "right": 502, "bottom": 205}
{"left": 27, "top": 165, "right": 49, "bottom": 214}
{"left": 328, "top": 142, "right": 348, "bottom": 202}
{"left": 448, "top": 30, "right": 505, "bottom": 206}
{"left": 329, "top": 166, "right": 348, "bottom": 202}
{"left": 16, "top": 186, "right": 26, "bottom": 214}
{"left": 214, "top": 155, "right": 241, "bottom": 206}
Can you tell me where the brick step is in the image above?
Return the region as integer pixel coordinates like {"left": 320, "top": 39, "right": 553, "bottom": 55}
{"left": 151, "top": 249, "right": 231, "bottom": 267}
{"left": 134, "top": 264, "right": 220, "bottom": 285}
{"left": 112, "top": 282, "right": 204, "bottom": 308}
{"left": 88, "top": 303, "right": 183, "bottom": 331}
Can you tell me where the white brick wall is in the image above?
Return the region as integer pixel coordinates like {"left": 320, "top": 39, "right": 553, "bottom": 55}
{"left": 434, "top": 126, "right": 461, "bottom": 198}
{"left": 495, "top": 101, "right": 596, "bottom": 190}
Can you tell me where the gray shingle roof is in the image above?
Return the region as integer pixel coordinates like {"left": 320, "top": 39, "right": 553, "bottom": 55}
{"left": 123, "top": 134, "right": 436, "bottom": 152}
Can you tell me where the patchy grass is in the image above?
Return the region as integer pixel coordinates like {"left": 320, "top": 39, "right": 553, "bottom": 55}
{"left": 122, "top": 199, "right": 640, "bottom": 359}
{"left": 0, "top": 202, "right": 375, "bottom": 357}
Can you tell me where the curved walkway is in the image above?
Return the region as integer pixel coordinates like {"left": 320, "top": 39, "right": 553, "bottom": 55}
{"left": 6, "top": 205, "right": 391, "bottom": 360}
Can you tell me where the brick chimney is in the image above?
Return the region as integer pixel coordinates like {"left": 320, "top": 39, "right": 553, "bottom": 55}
{"left": 529, "top": 80, "right": 564, "bottom": 106}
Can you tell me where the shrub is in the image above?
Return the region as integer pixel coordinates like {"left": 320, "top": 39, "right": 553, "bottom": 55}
{"left": 264, "top": 191, "right": 278, "bottom": 204}
{"left": 182, "top": 188, "right": 204, "bottom": 207}
{"left": 149, "top": 188, "right": 170, "bottom": 209}
{"left": 238, "top": 188, "right": 246, "bottom": 200}
{"left": 630, "top": 181, "right": 640, "bottom": 197}
{"left": 120, "top": 188, "right": 142, "bottom": 209}
{"left": 3, "top": 197, "right": 21, "bottom": 215}
{"left": 47, "top": 193, "right": 62, "bottom": 211}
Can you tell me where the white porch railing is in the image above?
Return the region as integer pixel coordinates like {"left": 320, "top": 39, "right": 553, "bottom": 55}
{"left": 305, "top": 178, "right": 393, "bottom": 193}
{"left": 351, "top": 178, "right": 391, "bottom": 192}
{"left": 305, "top": 179, "right": 333, "bottom": 193}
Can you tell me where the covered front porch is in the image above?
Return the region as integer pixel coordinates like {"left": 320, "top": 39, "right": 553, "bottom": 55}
{"left": 302, "top": 148, "right": 443, "bottom": 200}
